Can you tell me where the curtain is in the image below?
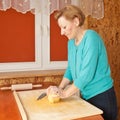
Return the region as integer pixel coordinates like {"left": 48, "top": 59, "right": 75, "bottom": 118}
{"left": 0, "top": 0, "right": 104, "bottom": 19}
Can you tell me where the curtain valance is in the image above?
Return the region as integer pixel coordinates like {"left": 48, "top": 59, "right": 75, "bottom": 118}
{"left": 0, "top": 0, "right": 104, "bottom": 19}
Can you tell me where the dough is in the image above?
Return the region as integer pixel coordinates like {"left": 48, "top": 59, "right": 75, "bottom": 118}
{"left": 47, "top": 86, "right": 60, "bottom": 103}
{"left": 48, "top": 94, "right": 60, "bottom": 103}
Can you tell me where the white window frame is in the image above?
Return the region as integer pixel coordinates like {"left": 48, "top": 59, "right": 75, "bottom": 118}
{"left": 41, "top": 13, "right": 67, "bottom": 70}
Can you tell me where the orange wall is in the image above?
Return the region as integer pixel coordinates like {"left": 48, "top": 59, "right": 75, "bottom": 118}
{"left": 0, "top": 9, "right": 67, "bottom": 63}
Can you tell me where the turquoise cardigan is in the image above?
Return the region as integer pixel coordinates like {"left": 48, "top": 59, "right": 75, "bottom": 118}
{"left": 64, "top": 30, "right": 113, "bottom": 100}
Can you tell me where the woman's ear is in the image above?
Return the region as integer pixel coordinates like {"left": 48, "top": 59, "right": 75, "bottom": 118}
{"left": 73, "top": 17, "right": 80, "bottom": 26}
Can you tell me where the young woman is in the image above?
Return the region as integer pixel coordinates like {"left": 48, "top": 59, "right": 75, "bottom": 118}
{"left": 47, "top": 5, "right": 118, "bottom": 120}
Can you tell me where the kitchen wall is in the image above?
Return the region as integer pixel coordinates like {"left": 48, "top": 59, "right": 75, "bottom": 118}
{"left": 87, "top": 0, "right": 120, "bottom": 119}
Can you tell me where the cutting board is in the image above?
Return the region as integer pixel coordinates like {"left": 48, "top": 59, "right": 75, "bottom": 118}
{"left": 14, "top": 89, "right": 103, "bottom": 120}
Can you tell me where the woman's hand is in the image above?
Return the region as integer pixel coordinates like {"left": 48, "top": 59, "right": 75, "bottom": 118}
{"left": 46, "top": 86, "right": 59, "bottom": 96}
{"left": 46, "top": 86, "right": 67, "bottom": 99}
{"left": 58, "top": 89, "right": 67, "bottom": 99}
{"left": 60, "top": 84, "right": 80, "bottom": 98}
{"left": 46, "top": 84, "right": 80, "bottom": 99}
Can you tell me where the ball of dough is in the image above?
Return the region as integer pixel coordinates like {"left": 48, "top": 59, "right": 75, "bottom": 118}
{"left": 48, "top": 94, "right": 60, "bottom": 103}
{"left": 47, "top": 86, "right": 60, "bottom": 103}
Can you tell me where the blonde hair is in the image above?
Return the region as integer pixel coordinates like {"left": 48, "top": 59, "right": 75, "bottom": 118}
{"left": 54, "top": 5, "right": 85, "bottom": 26}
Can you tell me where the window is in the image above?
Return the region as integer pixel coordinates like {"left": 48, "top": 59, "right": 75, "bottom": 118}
{"left": 0, "top": 7, "right": 67, "bottom": 72}
{"left": 1, "top": 0, "right": 88, "bottom": 72}
{"left": 0, "top": 11, "right": 43, "bottom": 72}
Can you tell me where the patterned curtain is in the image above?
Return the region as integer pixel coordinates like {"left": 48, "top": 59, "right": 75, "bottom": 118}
{"left": 0, "top": 0, "right": 104, "bottom": 19}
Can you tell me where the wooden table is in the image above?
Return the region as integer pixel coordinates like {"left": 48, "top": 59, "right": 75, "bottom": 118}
{"left": 0, "top": 82, "right": 104, "bottom": 120}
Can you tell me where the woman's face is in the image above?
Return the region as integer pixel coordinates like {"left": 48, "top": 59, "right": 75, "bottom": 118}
{"left": 58, "top": 16, "right": 78, "bottom": 40}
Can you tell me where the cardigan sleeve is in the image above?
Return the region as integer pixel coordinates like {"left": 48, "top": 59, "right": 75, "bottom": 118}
{"left": 63, "top": 65, "right": 73, "bottom": 81}
{"left": 74, "top": 32, "right": 106, "bottom": 91}
{"left": 63, "top": 40, "right": 73, "bottom": 82}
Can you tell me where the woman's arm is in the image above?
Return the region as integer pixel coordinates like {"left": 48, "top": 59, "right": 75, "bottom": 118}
{"left": 59, "top": 81, "right": 80, "bottom": 98}
{"left": 59, "top": 77, "right": 71, "bottom": 90}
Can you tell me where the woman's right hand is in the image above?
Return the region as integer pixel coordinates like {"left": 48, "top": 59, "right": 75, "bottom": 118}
{"left": 46, "top": 86, "right": 60, "bottom": 96}
{"left": 46, "top": 86, "right": 67, "bottom": 99}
